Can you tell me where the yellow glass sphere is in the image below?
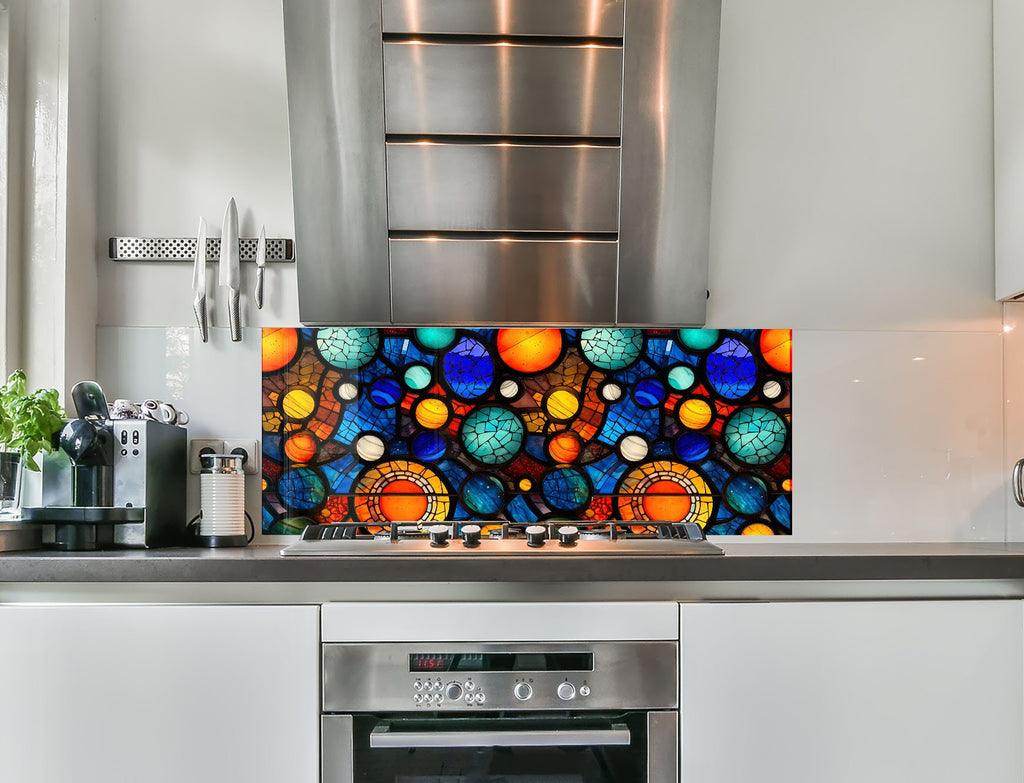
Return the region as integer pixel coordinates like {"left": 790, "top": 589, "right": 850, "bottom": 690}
{"left": 678, "top": 398, "right": 712, "bottom": 430}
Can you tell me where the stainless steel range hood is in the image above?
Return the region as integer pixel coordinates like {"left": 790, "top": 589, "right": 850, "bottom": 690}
{"left": 283, "top": 0, "right": 721, "bottom": 326}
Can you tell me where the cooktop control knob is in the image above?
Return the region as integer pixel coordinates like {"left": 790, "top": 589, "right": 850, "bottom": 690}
{"left": 428, "top": 524, "right": 450, "bottom": 547}
{"left": 525, "top": 524, "right": 547, "bottom": 548}
{"left": 513, "top": 682, "right": 533, "bottom": 701}
{"left": 445, "top": 682, "right": 463, "bottom": 702}
{"left": 557, "top": 525, "right": 579, "bottom": 547}
{"left": 557, "top": 682, "right": 576, "bottom": 701}
{"left": 461, "top": 524, "right": 482, "bottom": 548}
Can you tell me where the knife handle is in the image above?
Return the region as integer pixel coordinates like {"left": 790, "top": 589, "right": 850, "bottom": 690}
{"left": 255, "top": 267, "right": 265, "bottom": 310}
{"left": 193, "top": 294, "right": 209, "bottom": 343}
{"left": 229, "top": 289, "right": 241, "bottom": 342}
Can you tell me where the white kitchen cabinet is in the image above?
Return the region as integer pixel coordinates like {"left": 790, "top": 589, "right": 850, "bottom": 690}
{"left": 679, "top": 601, "right": 1023, "bottom": 783}
{"left": 996, "top": 0, "right": 1024, "bottom": 299}
{"left": 0, "top": 604, "right": 319, "bottom": 783}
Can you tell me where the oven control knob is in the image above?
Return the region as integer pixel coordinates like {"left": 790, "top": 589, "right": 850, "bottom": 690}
{"left": 428, "top": 524, "right": 450, "bottom": 547}
{"left": 579, "top": 685, "right": 591, "bottom": 697}
{"left": 461, "top": 524, "right": 482, "bottom": 548}
{"left": 557, "top": 682, "right": 576, "bottom": 701}
{"left": 557, "top": 525, "right": 579, "bottom": 547}
{"left": 445, "top": 682, "right": 464, "bottom": 701}
{"left": 513, "top": 682, "right": 533, "bottom": 701}
{"left": 525, "top": 524, "right": 547, "bottom": 548}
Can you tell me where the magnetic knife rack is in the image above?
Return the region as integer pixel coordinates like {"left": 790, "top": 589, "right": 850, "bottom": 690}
{"left": 108, "top": 237, "right": 295, "bottom": 263}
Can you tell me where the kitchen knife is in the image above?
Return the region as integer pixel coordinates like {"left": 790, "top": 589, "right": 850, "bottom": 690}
{"left": 254, "top": 224, "right": 266, "bottom": 310}
{"left": 192, "top": 217, "right": 209, "bottom": 342}
{"left": 219, "top": 197, "right": 241, "bottom": 342}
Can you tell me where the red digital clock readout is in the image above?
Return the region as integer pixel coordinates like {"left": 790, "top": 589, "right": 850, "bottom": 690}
{"left": 410, "top": 654, "right": 455, "bottom": 672}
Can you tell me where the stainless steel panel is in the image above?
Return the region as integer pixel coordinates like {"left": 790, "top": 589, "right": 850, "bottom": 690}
{"left": 369, "top": 723, "right": 631, "bottom": 748}
{"left": 617, "top": 0, "right": 722, "bottom": 326}
{"left": 384, "top": 42, "right": 623, "bottom": 137}
{"left": 322, "top": 641, "right": 678, "bottom": 712}
{"left": 389, "top": 239, "right": 617, "bottom": 324}
{"left": 386, "top": 144, "right": 621, "bottom": 232}
{"left": 322, "top": 715, "right": 354, "bottom": 783}
{"left": 382, "top": 0, "right": 625, "bottom": 37}
{"left": 647, "top": 711, "right": 679, "bottom": 783}
{"left": 283, "top": 0, "right": 392, "bottom": 325}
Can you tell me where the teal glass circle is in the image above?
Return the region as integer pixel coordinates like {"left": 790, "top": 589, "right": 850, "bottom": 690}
{"left": 667, "top": 365, "right": 696, "bottom": 392}
{"left": 460, "top": 406, "right": 525, "bottom": 466}
{"left": 403, "top": 363, "right": 433, "bottom": 391}
{"left": 723, "top": 474, "right": 769, "bottom": 516}
{"left": 462, "top": 473, "right": 505, "bottom": 516}
{"left": 316, "top": 328, "right": 379, "bottom": 370}
{"left": 678, "top": 328, "right": 720, "bottom": 351}
{"left": 415, "top": 328, "right": 457, "bottom": 351}
{"left": 722, "top": 407, "right": 788, "bottom": 466}
{"left": 579, "top": 328, "right": 644, "bottom": 371}
{"left": 541, "top": 467, "right": 591, "bottom": 513}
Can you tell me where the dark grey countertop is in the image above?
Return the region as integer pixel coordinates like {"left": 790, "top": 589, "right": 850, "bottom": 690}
{"left": 3, "top": 541, "right": 1024, "bottom": 583}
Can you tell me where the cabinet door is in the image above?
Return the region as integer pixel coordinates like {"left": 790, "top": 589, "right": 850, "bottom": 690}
{"left": 680, "top": 601, "right": 1023, "bottom": 783}
{"left": 0, "top": 605, "right": 319, "bottom": 783}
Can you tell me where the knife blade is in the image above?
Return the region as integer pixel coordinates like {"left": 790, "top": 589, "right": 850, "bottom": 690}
{"left": 192, "top": 217, "right": 208, "bottom": 342}
{"left": 254, "top": 224, "right": 266, "bottom": 310}
{"left": 219, "top": 197, "right": 241, "bottom": 341}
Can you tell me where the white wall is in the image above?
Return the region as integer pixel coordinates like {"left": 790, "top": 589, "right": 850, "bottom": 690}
{"left": 93, "top": 0, "right": 1004, "bottom": 542}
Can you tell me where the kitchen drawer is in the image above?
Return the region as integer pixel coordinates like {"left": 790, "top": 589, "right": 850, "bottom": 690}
{"left": 389, "top": 238, "right": 618, "bottom": 323}
{"left": 384, "top": 42, "right": 623, "bottom": 137}
{"left": 386, "top": 143, "right": 622, "bottom": 232}
{"left": 381, "top": 0, "right": 625, "bottom": 37}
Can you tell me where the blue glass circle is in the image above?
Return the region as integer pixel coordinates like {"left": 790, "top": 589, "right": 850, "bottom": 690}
{"left": 667, "top": 365, "right": 696, "bottom": 392}
{"left": 411, "top": 431, "right": 447, "bottom": 462}
{"left": 460, "top": 406, "right": 525, "bottom": 466}
{"left": 678, "top": 329, "right": 720, "bottom": 351}
{"left": 403, "top": 363, "right": 433, "bottom": 391}
{"left": 579, "top": 329, "right": 644, "bottom": 371}
{"left": 722, "top": 407, "right": 788, "bottom": 466}
{"left": 723, "top": 474, "right": 769, "bottom": 516}
{"left": 415, "top": 328, "right": 457, "bottom": 351}
{"left": 368, "top": 377, "right": 402, "bottom": 408}
{"left": 633, "top": 378, "right": 667, "bottom": 408}
{"left": 316, "top": 328, "right": 379, "bottom": 370}
{"left": 674, "top": 432, "right": 711, "bottom": 463}
{"left": 277, "top": 467, "right": 326, "bottom": 511}
{"left": 443, "top": 336, "right": 494, "bottom": 401}
{"left": 541, "top": 467, "right": 591, "bottom": 513}
{"left": 706, "top": 337, "right": 758, "bottom": 401}
{"left": 462, "top": 473, "right": 505, "bottom": 516}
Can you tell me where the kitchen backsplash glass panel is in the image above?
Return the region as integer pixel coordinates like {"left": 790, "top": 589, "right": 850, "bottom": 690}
{"left": 261, "top": 328, "right": 792, "bottom": 535}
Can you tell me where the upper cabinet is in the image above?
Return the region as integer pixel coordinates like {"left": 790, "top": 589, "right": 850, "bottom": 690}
{"left": 284, "top": 0, "right": 721, "bottom": 326}
{"left": 996, "top": 0, "right": 1024, "bottom": 300}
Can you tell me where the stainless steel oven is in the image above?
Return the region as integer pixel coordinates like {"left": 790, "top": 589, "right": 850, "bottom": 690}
{"left": 321, "top": 641, "right": 678, "bottom": 782}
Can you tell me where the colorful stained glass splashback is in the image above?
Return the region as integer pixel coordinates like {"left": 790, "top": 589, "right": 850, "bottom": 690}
{"left": 262, "top": 328, "right": 792, "bottom": 535}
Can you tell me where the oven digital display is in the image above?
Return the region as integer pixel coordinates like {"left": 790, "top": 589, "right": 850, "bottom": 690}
{"left": 409, "top": 652, "right": 594, "bottom": 673}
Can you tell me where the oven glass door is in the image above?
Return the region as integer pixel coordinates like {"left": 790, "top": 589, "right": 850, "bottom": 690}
{"left": 324, "top": 712, "right": 676, "bottom": 783}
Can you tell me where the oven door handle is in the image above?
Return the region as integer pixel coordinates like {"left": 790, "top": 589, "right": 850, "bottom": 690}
{"left": 369, "top": 723, "right": 631, "bottom": 749}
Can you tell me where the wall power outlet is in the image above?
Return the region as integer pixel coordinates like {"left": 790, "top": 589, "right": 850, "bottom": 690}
{"left": 188, "top": 438, "right": 261, "bottom": 475}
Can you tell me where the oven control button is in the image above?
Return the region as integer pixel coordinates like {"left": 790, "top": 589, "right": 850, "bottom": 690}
{"left": 474, "top": 692, "right": 486, "bottom": 705}
{"left": 428, "top": 524, "right": 450, "bottom": 547}
{"left": 465, "top": 680, "right": 475, "bottom": 691}
{"left": 445, "top": 682, "right": 464, "bottom": 701}
{"left": 579, "top": 685, "right": 591, "bottom": 697}
{"left": 413, "top": 694, "right": 422, "bottom": 705}
{"left": 413, "top": 680, "right": 423, "bottom": 691}
{"left": 465, "top": 694, "right": 473, "bottom": 705}
{"left": 557, "top": 682, "right": 576, "bottom": 701}
{"left": 525, "top": 524, "right": 547, "bottom": 547}
{"left": 513, "top": 682, "right": 533, "bottom": 701}
{"left": 434, "top": 693, "right": 443, "bottom": 704}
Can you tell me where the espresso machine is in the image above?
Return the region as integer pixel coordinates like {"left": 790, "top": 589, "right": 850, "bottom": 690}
{"left": 22, "top": 381, "right": 187, "bottom": 550}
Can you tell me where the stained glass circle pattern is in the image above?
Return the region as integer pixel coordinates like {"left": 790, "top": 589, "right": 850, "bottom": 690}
{"left": 262, "top": 328, "right": 792, "bottom": 535}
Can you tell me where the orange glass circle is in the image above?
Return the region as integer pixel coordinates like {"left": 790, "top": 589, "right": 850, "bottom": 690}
{"left": 742, "top": 522, "right": 775, "bottom": 536}
{"left": 262, "top": 328, "right": 298, "bottom": 372}
{"left": 642, "top": 480, "right": 692, "bottom": 522}
{"left": 782, "top": 478, "right": 792, "bottom": 492}
{"left": 678, "top": 398, "right": 712, "bottom": 430}
{"left": 284, "top": 431, "right": 317, "bottom": 464}
{"left": 379, "top": 479, "right": 428, "bottom": 522}
{"left": 497, "top": 329, "right": 563, "bottom": 374}
{"left": 518, "top": 478, "right": 533, "bottom": 492}
{"left": 548, "top": 432, "right": 581, "bottom": 463}
{"left": 760, "top": 329, "right": 792, "bottom": 373}
{"left": 414, "top": 398, "right": 450, "bottom": 429}
{"left": 545, "top": 389, "right": 580, "bottom": 421}
{"left": 282, "top": 388, "right": 315, "bottom": 420}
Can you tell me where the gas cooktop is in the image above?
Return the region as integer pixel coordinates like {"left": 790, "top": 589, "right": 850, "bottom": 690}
{"left": 279, "top": 521, "right": 723, "bottom": 557}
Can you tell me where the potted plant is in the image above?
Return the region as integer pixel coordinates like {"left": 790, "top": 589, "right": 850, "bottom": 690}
{"left": 0, "top": 370, "right": 65, "bottom": 514}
